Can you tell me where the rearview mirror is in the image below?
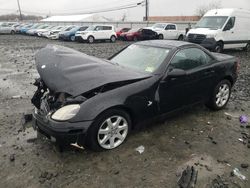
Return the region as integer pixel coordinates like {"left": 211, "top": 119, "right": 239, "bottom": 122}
{"left": 167, "top": 68, "right": 186, "bottom": 78}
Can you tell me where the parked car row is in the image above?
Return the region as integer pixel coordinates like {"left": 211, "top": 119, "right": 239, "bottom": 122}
{"left": 1, "top": 8, "right": 249, "bottom": 52}
{"left": 1, "top": 22, "right": 187, "bottom": 43}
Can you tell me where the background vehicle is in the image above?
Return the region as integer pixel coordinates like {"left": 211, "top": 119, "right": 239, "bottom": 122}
{"left": 120, "top": 28, "right": 159, "bottom": 41}
{"left": 147, "top": 23, "right": 185, "bottom": 40}
{"left": 41, "top": 25, "right": 64, "bottom": 38}
{"left": 20, "top": 24, "right": 34, "bottom": 34}
{"left": 32, "top": 41, "right": 238, "bottom": 151}
{"left": 59, "top": 26, "right": 88, "bottom": 41}
{"left": 27, "top": 25, "right": 49, "bottom": 36}
{"left": 186, "top": 8, "right": 250, "bottom": 52}
{"left": 37, "top": 25, "right": 56, "bottom": 37}
{"left": 75, "top": 25, "right": 116, "bottom": 43}
{"left": 116, "top": 28, "right": 131, "bottom": 38}
{"left": 0, "top": 22, "right": 15, "bottom": 34}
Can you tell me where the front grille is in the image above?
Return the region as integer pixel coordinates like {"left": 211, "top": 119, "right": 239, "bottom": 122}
{"left": 187, "top": 34, "right": 206, "bottom": 44}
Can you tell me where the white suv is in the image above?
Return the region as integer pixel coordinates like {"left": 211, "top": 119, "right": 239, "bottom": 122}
{"left": 75, "top": 25, "right": 117, "bottom": 43}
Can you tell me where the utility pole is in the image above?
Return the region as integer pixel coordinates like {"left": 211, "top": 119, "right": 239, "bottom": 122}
{"left": 17, "top": 0, "right": 22, "bottom": 21}
{"left": 145, "top": 0, "right": 149, "bottom": 21}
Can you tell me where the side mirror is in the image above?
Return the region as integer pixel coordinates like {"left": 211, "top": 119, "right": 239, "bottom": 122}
{"left": 167, "top": 68, "right": 187, "bottom": 78}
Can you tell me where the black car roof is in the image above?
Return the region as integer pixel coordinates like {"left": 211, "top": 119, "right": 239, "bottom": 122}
{"left": 136, "top": 40, "right": 196, "bottom": 49}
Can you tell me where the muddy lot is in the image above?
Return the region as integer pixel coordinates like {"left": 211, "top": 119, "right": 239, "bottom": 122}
{"left": 0, "top": 35, "right": 249, "bottom": 188}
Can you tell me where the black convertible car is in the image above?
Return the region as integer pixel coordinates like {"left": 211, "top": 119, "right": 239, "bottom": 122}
{"left": 32, "top": 40, "right": 238, "bottom": 151}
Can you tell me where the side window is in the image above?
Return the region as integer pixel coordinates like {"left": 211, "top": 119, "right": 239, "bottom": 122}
{"left": 170, "top": 48, "right": 212, "bottom": 70}
{"left": 165, "top": 25, "right": 171, "bottom": 30}
{"left": 103, "top": 26, "right": 112, "bottom": 30}
{"left": 95, "top": 26, "right": 103, "bottom": 31}
{"left": 224, "top": 17, "right": 235, "bottom": 31}
{"left": 169, "top": 25, "right": 176, "bottom": 30}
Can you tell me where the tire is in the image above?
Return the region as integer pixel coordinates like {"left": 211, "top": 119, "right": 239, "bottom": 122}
{"left": 85, "top": 109, "right": 131, "bottom": 151}
{"left": 178, "top": 35, "right": 184, "bottom": 41}
{"left": 70, "top": 35, "right": 75, "bottom": 42}
{"left": 158, "top": 34, "right": 164, "bottom": 40}
{"left": 11, "top": 30, "right": 15, "bottom": 35}
{"left": 243, "top": 43, "right": 249, "bottom": 52}
{"left": 206, "top": 80, "right": 231, "bottom": 110}
{"left": 214, "top": 42, "right": 224, "bottom": 53}
{"left": 87, "top": 36, "right": 95, "bottom": 44}
{"left": 133, "top": 36, "right": 138, "bottom": 41}
{"left": 110, "top": 35, "right": 116, "bottom": 43}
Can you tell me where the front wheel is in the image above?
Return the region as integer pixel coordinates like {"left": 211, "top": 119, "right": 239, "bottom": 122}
{"left": 206, "top": 80, "right": 231, "bottom": 110}
{"left": 214, "top": 42, "right": 224, "bottom": 53}
{"left": 87, "top": 36, "right": 95, "bottom": 44}
{"left": 85, "top": 109, "right": 131, "bottom": 151}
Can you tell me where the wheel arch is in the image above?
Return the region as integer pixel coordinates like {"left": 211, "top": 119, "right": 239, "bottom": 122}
{"left": 223, "top": 75, "right": 234, "bottom": 86}
{"left": 93, "top": 105, "right": 135, "bottom": 129}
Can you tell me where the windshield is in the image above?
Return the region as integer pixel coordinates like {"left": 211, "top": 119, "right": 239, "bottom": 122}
{"left": 152, "top": 23, "right": 166, "bottom": 29}
{"left": 110, "top": 44, "right": 170, "bottom": 73}
{"left": 85, "top": 25, "right": 95, "bottom": 31}
{"left": 195, "top": 16, "right": 228, "bottom": 29}
{"left": 65, "top": 26, "right": 75, "bottom": 31}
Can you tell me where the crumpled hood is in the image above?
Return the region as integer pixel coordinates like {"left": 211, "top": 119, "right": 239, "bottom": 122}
{"left": 35, "top": 45, "right": 150, "bottom": 96}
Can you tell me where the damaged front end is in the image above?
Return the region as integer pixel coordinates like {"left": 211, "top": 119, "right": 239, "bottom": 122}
{"left": 31, "top": 78, "right": 86, "bottom": 115}
{"left": 31, "top": 78, "right": 92, "bottom": 147}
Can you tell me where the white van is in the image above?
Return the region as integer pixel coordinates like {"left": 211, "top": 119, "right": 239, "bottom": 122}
{"left": 186, "top": 9, "right": 250, "bottom": 52}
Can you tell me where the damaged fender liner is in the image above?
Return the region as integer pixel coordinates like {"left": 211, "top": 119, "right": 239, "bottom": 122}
{"left": 35, "top": 45, "right": 151, "bottom": 97}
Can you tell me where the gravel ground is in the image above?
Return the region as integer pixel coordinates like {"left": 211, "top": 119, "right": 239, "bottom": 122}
{"left": 0, "top": 35, "right": 249, "bottom": 188}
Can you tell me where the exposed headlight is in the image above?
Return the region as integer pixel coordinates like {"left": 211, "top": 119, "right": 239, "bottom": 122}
{"left": 51, "top": 104, "right": 80, "bottom": 121}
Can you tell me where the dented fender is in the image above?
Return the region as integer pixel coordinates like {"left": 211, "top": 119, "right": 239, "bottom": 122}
{"left": 69, "top": 77, "right": 160, "bottom": 123}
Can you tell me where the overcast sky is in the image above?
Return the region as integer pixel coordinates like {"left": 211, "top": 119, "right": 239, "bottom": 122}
{"left": 0, "top": 0, "right": 249, "bottom": 21}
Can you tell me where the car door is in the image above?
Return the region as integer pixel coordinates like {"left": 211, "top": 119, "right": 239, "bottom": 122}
{"left": 163, "top": 25, "right": 176, "bottom": 39}
{"left": 222, "top": 17, "right": 241, "bottom": 49}
{"left": 159, "top": 47, "right": 216, "bottom": 113}
{"left": 168, "top": 24, "right": 178, "bottom": 39}
{"left": 94, "top": 26, "right": 104, "bottom": 39}
{"left": 103, "top": 26, "right": 112, "bottom": 39}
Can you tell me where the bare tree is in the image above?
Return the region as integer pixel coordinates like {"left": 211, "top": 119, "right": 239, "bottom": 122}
{"left": 196, "top": 1, "right": 222, "bottom": 17}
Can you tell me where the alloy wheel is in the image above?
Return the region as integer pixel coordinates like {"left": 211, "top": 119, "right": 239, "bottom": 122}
{"left": 215, "top": 84, "right": 230, "bottom": 107}
{"left": 97, "top": 115, "right": 128, "bottom": 149}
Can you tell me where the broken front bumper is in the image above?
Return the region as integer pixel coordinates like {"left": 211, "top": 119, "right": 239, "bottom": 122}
{"left": 32, "top": 108, "right": 92, "bottom": 145}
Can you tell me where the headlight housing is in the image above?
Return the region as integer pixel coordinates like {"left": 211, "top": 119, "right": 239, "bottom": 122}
{"left": 206, "top": 34, "right": 216, "bottom": 38}
{"left": 51, "top": 104, "right": 80, "bottom": 121}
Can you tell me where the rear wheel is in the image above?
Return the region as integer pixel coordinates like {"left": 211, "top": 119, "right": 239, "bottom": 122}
{"left": 214, "top": 42, "right": 224, "bottom": 53}
{"left": 206, "top": 80, "right": 231, "bottom": 110}
{"left": 87, "top": 36, "right": 95, "bottom": 44}
{"left": 159, "top": 34, "right": 164, "bottom": 39}
{"left": 85, "top": 109, "right": 131, "bottom": 151}
{"left": 110, "top": 35, "right": 116, "bottom": 43}
{"left": 178, "top": 35, "right": 184, "bottom": 41}
{"left": 70, "top": 35, "right": 75, "bottom": 41}
{"left": 133, "top": 36, "right": 138, "bottom": 41}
